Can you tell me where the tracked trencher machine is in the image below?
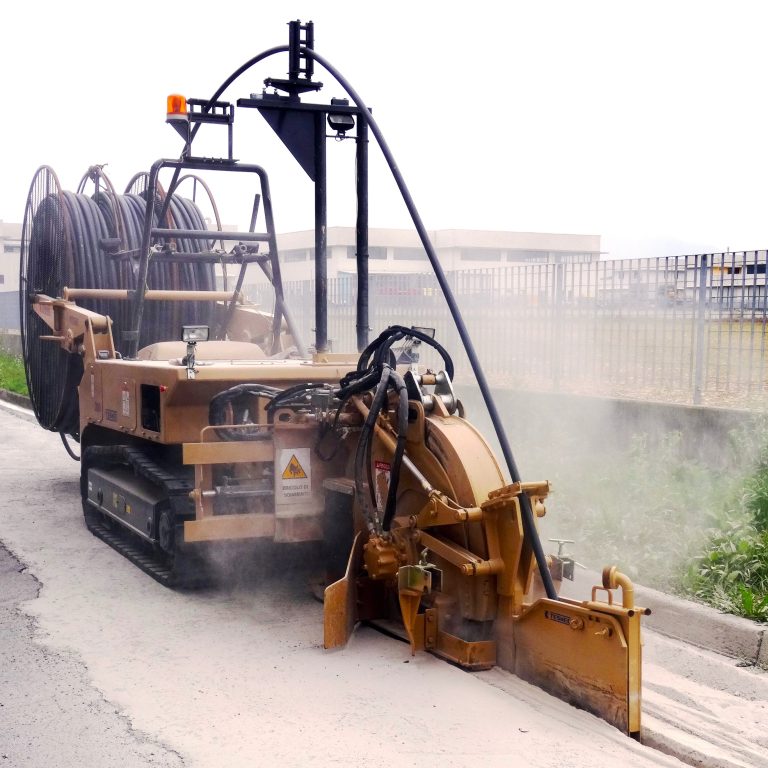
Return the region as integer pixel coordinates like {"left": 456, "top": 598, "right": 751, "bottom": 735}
{"left": 20, "top": 20, "right": 648, "bottom": 736}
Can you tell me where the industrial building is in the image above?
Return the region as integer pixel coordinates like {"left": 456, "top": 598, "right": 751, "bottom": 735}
{"left": 273, "top": 226, "right": 601, "bottom": 282}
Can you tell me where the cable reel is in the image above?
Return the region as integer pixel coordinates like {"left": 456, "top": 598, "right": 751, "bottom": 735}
{"left": 19, "top": 164, "right": 217, "bottom": 439}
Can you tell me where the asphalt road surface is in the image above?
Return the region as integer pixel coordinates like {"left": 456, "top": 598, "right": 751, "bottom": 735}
{"left": 0, "top": 402, "right": 765, "bottom": 768}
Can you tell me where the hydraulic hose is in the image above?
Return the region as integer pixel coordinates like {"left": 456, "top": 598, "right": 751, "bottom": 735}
{"left": 181, "top": 42, "right": 559, "bottom": 600}
{"left": 341, "top": 332, "right": 417, "bottom": 534}
{"left": 265, "top": 381, "right": 334, "bottom": 418}
{"left": 354, "top": 365, "right": 392, "bottom": 531}
{"left": 304, "top": 48, "right": 559, "bottom": 601}
{"left": 209, "top": 382, "right": 282, "bottom": 441}
{"left": 189, "top": 46, "right": 290, "bottom": 144}
{"left": 358, "top": 325, "right": 455, "bottom": 382}
{"left": 381, "top": 369, "right": 409, "bottom": 532}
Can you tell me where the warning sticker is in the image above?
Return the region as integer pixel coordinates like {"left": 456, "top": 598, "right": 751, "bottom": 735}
{"left": 277, "top": 448, "right": 312, "bottom": 499}
{"left": 374, "top": 460, "right": 391, "bottom": 513}
{"left": 282, "top": 454, "right": 308, "bottom": 480}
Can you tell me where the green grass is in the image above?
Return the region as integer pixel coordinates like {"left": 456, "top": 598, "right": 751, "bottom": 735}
{"left": 683, "top": 522, "right": 768, "bottom": 620}
{"left": 0, "top": 352, "right": 28, "bottom": 396}
{"left": 537, "top": 419, "right": 768, "bottom": 622}
{"left": 681, "top": 446, "right": 768, "bottom": 620}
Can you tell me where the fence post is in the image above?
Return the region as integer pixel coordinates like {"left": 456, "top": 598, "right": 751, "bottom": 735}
{"left": 693, "top": 254, "right": 708, "bottom": 405}
{"left": 552, "top": 260, "right": 565, "bottom": 391}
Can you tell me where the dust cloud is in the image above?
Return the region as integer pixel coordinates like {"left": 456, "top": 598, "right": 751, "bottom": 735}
{"left": 455, "top": 380, "right": 761, "bottom": 591}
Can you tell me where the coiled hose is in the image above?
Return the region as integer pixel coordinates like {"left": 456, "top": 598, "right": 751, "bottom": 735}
{"left": 20, "top": 166, "right": 215, "bottom": 440}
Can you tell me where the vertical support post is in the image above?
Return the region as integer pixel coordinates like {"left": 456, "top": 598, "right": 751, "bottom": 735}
{"left": 314, "top": 111, "right": 328, "bottom": 352}
{"left": 693, "top": 254, "right": 708, "bottom": 405}
{"left": 288, "top": 20, "right": 301, "bottom": 81}
{"left": 227, "top": 104, "right": 234, "bottom": 161}
{"left": 261, "top": 171, "right": 291, "bottom": 354}
{"left": 356, "top": 117, "right": 369, "bottom": 352}
{"left": 552, "top": 258, "right": 565, "bottom": 391}
{"left": 125, "top": 159, "right": 162, "bottom": 358}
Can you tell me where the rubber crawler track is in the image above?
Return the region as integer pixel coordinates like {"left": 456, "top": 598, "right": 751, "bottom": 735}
{"left": 81, "top": 445, "right": 209, "bottom": 588}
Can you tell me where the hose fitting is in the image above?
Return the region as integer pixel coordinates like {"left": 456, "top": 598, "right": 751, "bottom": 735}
{"left": 602, "top": 565, "right": 635, "bottom": 610}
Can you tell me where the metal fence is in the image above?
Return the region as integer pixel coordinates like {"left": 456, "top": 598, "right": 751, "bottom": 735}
{"left": 6, "top": 250, "right": 768, "bottom": 408}
{"left": 250, "top": 251, "right": 768, "bottom": 409}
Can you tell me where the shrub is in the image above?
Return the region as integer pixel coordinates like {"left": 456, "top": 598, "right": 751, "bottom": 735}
{"left": 683, "top": 508, "right": 768, "bottom": 621}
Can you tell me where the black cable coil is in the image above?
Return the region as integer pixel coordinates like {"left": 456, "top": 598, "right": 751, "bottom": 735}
{"left": 20, "top": 166, "right": 215, "bottom": 440}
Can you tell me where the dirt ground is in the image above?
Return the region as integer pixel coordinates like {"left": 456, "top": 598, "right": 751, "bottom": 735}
{"left": 0, "top": 402, "right": 765, "bottom": 767}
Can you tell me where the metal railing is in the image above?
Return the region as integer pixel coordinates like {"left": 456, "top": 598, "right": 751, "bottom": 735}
{"left": 7, "top": 250, "right": 768, "bottom": 408}
{"left": 250, "top": 251, "right": 768, "bottom": 409}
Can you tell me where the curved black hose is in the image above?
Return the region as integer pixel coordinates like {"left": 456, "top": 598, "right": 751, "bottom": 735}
{"left": 371, "top": 331, "right": 407, "bottom": 370}
{"left": 358, "top": 325, "right": 454, "bottom": 381}
{"left": 184, "top": 40, "right": 558, "bottom": 600}
{"left": 209, "top": 382, "right": 282, "bottom": 421}
{"left": 209, "top": 382, "right": 282, "bottom": 441}
{"left": 354, "top": 365, "right": 391, "bottom": 530}
{"left": 59, "top": 431, "right": 80, "bottom": 461}
{"left": 301, "top": 47, "right": 559, "bottom": 601}
{"left": 382, "top": 369, "right": 408, "bottom": 532}
{"left": 342, "top": 328, "right": 449, "bottom": 533}
{"left": 264, "top": 381, "right": 333, "bottom": 418}
{"left": 337, "top": 367, "right": 383, "bottom": 399}
{"left": 189, "top": 45, "right": 289, "bottom": 143}
{"left": 341, "top": 326, "right": 453, "bottom": 406}
{"left": 357, "top": 329, "right": 394, "bottom": 372}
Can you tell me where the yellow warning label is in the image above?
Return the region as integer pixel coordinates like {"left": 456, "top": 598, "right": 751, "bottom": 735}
{"left": 282, "top": 454, "right": 308, "bottom": 480}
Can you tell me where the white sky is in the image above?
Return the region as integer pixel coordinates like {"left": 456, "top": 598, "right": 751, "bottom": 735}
{"left": 2, "top": 0, "right": 767, "bottom": 258}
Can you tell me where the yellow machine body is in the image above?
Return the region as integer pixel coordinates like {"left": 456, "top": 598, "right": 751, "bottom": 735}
{"left": 33, "top": 291, "right": 647, "bottom": 738}
{"left": 324, "top": 394, "right": 646, "bottom": 736}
